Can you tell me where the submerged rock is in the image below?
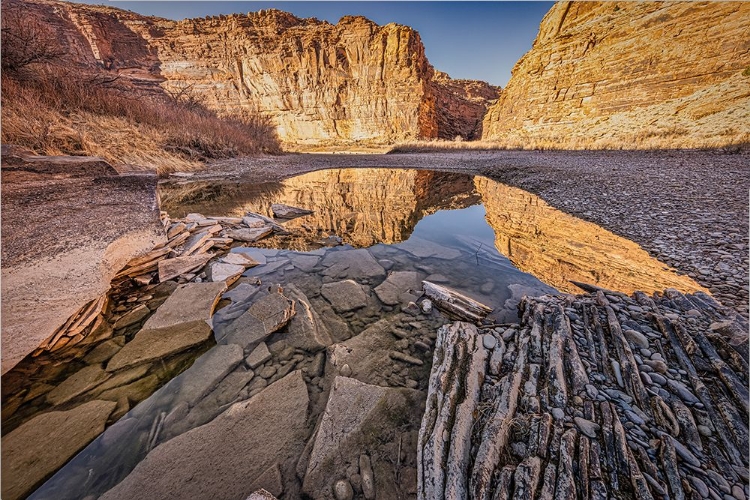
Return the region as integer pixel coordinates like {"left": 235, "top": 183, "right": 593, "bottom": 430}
{"left": 321, "top": 280, "right": 368, "bottom": 313}
{"left": 2, "top": 400, "right": 117, "bottom": 500}
{"left": 99, "top": 371, "right": 309, "bottom": 500}
{"left": 374, "top": 271, "right": 423, "bottom": 306}
{"left": 321, "top": 249, "right": 386, "bottom": 280}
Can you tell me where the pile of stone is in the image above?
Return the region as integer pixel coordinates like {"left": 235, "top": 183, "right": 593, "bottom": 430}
{"left": 418, "top": 286, "right": 749, "bottom": 500}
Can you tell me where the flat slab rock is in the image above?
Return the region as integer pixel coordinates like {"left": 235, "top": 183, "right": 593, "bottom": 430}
{"left": 374, "top": 271, "right": 423, "bottom": 306}
{"left": 158, "top": 253, "right": 213, "bottom": 283}
{"left": 271, "top": 203, "right": 313, "bottom": 219}
{"left": 321, "top": 280, "right": 369, "bottom": 313}
{"left": 395, "top": 236, "right": 462, "bottom": 260}
{"left": 46, "top": 364, "right": 112, "bottom": 405}
{"left": 171, "top": 344, "right": 244, "bottom": 405}
{"left": 143, "top": 282, "right": 227, "bottom": 331}
{"left": 302, "top": 376, "right": 422, "bottom": 500}
{"left": 321, "top": 249, "right": 386, "bottom": 280}
{"left": 2, "top": 400, "right": 117, "bottom": 500}
{"left": 217, "top": 291, "right": 296, "bottom": 348}
{"left": 99, "top": 371, "right": 309, "bottom": 500}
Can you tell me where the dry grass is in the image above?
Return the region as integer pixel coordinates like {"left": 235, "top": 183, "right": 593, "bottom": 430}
{"left": 1, "top": 66, "right": 281, "bottom": 174}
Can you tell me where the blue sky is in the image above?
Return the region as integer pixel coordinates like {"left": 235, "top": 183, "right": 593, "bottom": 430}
{"left": 67, "top": 1, "right": 554, "bottom": 87}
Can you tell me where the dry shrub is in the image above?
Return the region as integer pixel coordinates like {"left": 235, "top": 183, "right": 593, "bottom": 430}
{"left": 1, "top": 4, "right": 280, "bottom": 174}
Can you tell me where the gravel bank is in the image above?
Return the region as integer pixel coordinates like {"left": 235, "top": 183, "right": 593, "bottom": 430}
{"left": 198, "top": 149, "right": 749, "bottom": 316}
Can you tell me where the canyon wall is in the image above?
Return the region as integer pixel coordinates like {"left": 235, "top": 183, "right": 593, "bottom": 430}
{"left": 19, "top": 0, "right": 498, "bottom": 146}
{"left": 482, "top": 1, "right": 750, "bottom": 149}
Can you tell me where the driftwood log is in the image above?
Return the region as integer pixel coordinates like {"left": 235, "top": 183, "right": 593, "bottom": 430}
{"left": 422, "top": 281, "right": 492, "bottom": 324}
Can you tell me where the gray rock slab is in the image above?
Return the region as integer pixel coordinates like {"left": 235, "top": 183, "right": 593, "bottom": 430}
{"left": 284, "top": 284, "right": 334, "bottom": 351}
{"left": 173, "top": 344, "right": 244, "bottom": 405}
{"left": 290, "top": 254, "right": 321, "bottom": 273}
{"left": 143, "top": 282, "right": 226, "bottom": 331}
{"left": 219, "top": 292, "right": 295, "bottom": 348}
{"left": 231, "top": 247, "right": 267, "bottom": 265}
{"left": 46, "top": 365, "right": 112, "bottom": 406}
{"left": 207, "top": 262, "right": 245, "bottom": 283}
{"left": 113, "top": 304, "right": 150, "bottom": 330}
{"left": 395, "top": 236, "right": 462, "bottom": 260}
{"left": 246, "top": 342, "right": 272, "bottom": 369}
{"left": 321, "top": 280, "right": 368, "bottom": 313}
{"left": 158, "top": 253, "right": 213, "bottom": 283}
{"left": 374, "top": 271, "right": 423, "bottom": 306}
{"left": 321, "top": 249, "right": 385, "bottom": 280}
{"left": 2, "top": 400, "right": 116, "bottom": 500}
{"left": 99, "top": 371, "right": 309, "bottom": 500}
{"left": 225, "top": 227, "right": 273, "bottom": 243}
{"left": 302, "top": 376, "right": 422, "bottom": 500}
{"left": 106, "top": 320, "right": 212, "bottom": 372}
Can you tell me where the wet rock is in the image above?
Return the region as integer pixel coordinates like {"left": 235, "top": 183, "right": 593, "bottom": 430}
{"left": 396, "top": 236, "right": 462, "bottom": 260}
{"left": 246, "top": 342, "right": 272, "bottom": 369}
{"left": 100, "top": 371, "right": 309, "bottom": 500}
{"left": 321, "top": 280, "right": 368, "bottom": 313}
{"left": 173, "top": 344, "right": 244, "bottom": 405}
{"left": 107, "top": 320, "right": 212, "bottom": 372}
{"left": 2, "top": 400, "right": 116, "bottom": 500}
{"left": 113, "top": 304, "right": 150, "bottom": 330}
{"left": 302, "top": 376, "right": 422, "bottom": 500}
{"left": 84, "top": 338, "right": 124, "bottom": 364}
{"left": 92, "top": 364, "right": 151, "bottom": 396}
{"left": 271, "top": 203, "right": 313, "bottom": 219}
{"left": 46, "top": 364, "right": 112, "bottom": 405}
{"left": 374, "top": 271, "right": 422, "bottom": 306}
{"left": 284, "top": 285, "right": 333, "bottom": 351}
{"left": 321, "top": 249, "right": 386, "bottom": 280}
{"left": 219, "top": 291, "right": 295, "bottom": 348}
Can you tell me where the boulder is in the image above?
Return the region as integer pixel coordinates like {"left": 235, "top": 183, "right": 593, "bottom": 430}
{"left": 2, "top": 400, "right": 117, "bottom": 500}
{"left": 99, "top": 371, "right": 309, "bottom": 500}
{"left": 302, "top": 376, "right": 423, "bottom": 500}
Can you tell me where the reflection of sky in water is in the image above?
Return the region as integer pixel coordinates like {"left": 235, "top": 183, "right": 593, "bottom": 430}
{"left": 412, "top": 205, "right": 496, "bottom": 247}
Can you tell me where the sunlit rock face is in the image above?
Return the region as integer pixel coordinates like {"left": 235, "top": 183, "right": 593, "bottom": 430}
{"left": 474, "top": 177, "right": 707, "bottom": 295}
{"left": 482, "top": 1, "right": 750, "bottom": 149}
{"left": 24, "top": 0, "right": 498, "bottom": 145}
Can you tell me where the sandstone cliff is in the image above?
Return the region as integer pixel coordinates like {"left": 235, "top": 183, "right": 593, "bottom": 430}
{"left": 19, "top": 0, "right": 498, "bottom": 146}
{"left": 482, "top": 1, "right": 750, "bottom": 149}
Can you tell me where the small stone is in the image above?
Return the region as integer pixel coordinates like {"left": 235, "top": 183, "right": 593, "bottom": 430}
{"left": 551, "top": 408, "right": 565, "bottom": 420}
{"left": 574, "top": 417, "right": 600, "bottom": 438}
{"left": 420, "top": 299, "right": 433, "bottom": 314}
{"left": 359, "top": 454, "right": 376, "bottom": 500}
{"left": 259, "top": 365, "right": 277, "bottom": 379}
{"left": 482, "top": 334, "right": 497, "bottom": 350}
{"left": 624, "top": 329, "right": 649, "bottom": 349}
{"left": 333, "top": 479, "right": 354, "bottom": 500}
{"left": 340, "top": 364, "right": 352, "bottom": 377}
{"left": 611, "top": 360, "right": 625, "bottom": 387}
{"left": 403, "top": 302, "right": 421, "bottom": 316}
{"left": 667, "top": 379, "right": 700, "bottom": 404}
{"left": 649, "top": 372, "right": 667, "bottom": 386}
{"left": 732, "top": 485, "right": 746, "bottom": 500}
{"left": 697, "top": 425, "right": 712, "bottom": 437}
{"left": 689, "top": 476, "right": 709, "bottom": 498}
{"left": 245, "top": 343, "right": 272, "bottom": 369}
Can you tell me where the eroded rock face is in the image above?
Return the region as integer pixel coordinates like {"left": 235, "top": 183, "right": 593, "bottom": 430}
{"left": 1, "top": 153, "right": 165, "bottom": 374}
{"left": 482, "top": 1, "right": 750, "bottom": 149}
{"left": 22, "top": 0, "right": 498, "bottom": 145}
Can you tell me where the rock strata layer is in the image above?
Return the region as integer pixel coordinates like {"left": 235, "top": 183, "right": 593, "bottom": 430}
{"left": 482, "top": 1, "right": 750, "bottom": 149}
{"left": 419, "top": 287, "right": 749, "bottom": 499}
{"left": 20, "top": 0, "right": 498, "bottom": 145}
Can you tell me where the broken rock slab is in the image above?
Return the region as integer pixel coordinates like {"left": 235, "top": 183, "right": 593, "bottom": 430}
{"left": 302, "top": 376, "right": 423, "bottom": 500}
{"left": 2, "top": 400, "right": 117, "bottom": 500}
{"left": 99, "top": 371, "right": 309, "bottom": 500}
{"left": 46, "top": 364, "right": 112, "bottom": 405}
{"left": 207, "top": 262, "right": 245, "bottom": 284}
{"left": 217, "top": 290, "right": 296, "bottom": 348}
{"left": 142, "top": 282, "right": 226, "bottom": 331}
{"left": 172, "top": 344, "right": 244, "bottom": 405}
{"left": 321, "top": 280, "right": 369, "bottom": 313}
{"left": 284, "top": 284, "right": 334, "bottom": 351}
{"left": 374, "top": 271, "right": 423, "bottom": 306}
{"left": 106, "top": 320, "right": 212, "bottom": 372}
{"left": 220, "top": 252, "right": 261, "bottom": 268}
{"left": 158, "top": 253, "right": 213, "bottom": 283}
{"left": 321, "top": 249, "right": 386, "bottom": 280}
{"left": 1, "top": 160, "right": 164, "bottom": 374}
{"left": 225, "top": 227, "right": 273, "bottom": 243}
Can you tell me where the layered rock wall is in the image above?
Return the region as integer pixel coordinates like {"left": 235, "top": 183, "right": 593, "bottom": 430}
{"left": 482, "top": 1, "right": 750, "bottom": 149}
{"left": 19, "top": 0, "right": 498, "bottom": 145}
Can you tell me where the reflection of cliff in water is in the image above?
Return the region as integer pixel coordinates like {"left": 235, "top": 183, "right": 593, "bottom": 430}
{"left": 474, "top": 177, "right": 707, "bottom": 295}
{"left": 160, "top": 169, "right": 479, "bottom": 248}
